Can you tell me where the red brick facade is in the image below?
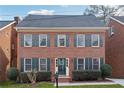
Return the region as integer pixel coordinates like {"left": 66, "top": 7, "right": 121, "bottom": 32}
{"left": 0, "top": 22, "right": 17, "bottom": 81}
{"left": 106, "top": 18, "right": 124, "bottom": 78}
{"left": 17, "top": 29, "right": 106, "bottom": 82}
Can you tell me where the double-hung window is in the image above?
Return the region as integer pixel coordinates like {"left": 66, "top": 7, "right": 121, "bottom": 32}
{"left": 92, "top": 34, "right": 99, "bottom": 47}
{"left": 77, "top": 58, "right": 84, "bottom": 70}
{"left": 58, "top": 35, "right": 66, "bottom": 47}
{"left": 24, "top": 34, "right": 32, "bottom": 47}
{"left": 77, "top": 34, "right": 85, "bottom": 47}
{"left": 92, "top": 58, "right": 100, "bottom": 70}
{"left": 24, "top": 58, "right": 32, "bottom": 72}
{"left": 39, "top": 58, "right": 47, "bottom": 71}
{"left": 39, "top": 34, "right": 47, "bottom": 47}
{"left": 85, "top": 58, "right": 92, "bottom": 70}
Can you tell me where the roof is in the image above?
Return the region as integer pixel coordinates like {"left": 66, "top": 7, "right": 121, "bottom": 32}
{"left": 0, "top": 21, "right": 13, "bottom": 29}
{"left": 111, "top": 16, "right": 124, "bottom": 23}
{"left": 17, "top": 15, "right": 106, "bottom": 28}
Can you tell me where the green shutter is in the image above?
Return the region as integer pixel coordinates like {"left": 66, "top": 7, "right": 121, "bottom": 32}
{"left": 19, "top": 34, "right": 24, "bottom": 47}
{"left": 20, "top": 58, "right": 24, "bottom": 72}
{"left": 66, "top": 34, "right": 69, "bottom": 47}
{"left": 74, "top": 34, "right": 77, "bottom": 47}
{"left": 89, "top": 58, "right": 92, "bottom": 70}
{"left": 47, "top": 34, "right": 50, "bottom": 47}
{"left": 73, "top": 58, "right": 77, "bottom": 70}
{"left": 85, "top": 58, "right": 89, "bottom": 70}
{"left": 32, "top": 34, "right": 39, "bottom": 47}
{"left": 100, "top": 35, "right": 104, "bottom": 47}
{"left": 85, "top": 34, "right": 91, "bottom": 47}
{"left": 55, "top": 34, "right": 58, "bottom": 47}
{"left": 47, "top": 58, "right": 50, "bottom": 71}
{"left": 100, "top": 58, "right": 104, "bottom": 67}
{"left": 32, "top": 58, "right": 39, "bottom": 71}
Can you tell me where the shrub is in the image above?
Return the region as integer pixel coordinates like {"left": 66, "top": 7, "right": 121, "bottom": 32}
{"left": 20, "top": 72, "right": 51, "bottom": 83}
{"left": 100, "top": 64, "right": 112, "bottom": 80}
{"left": 7, "top": 67, "right": 19, "bottom": 81}
{"left": 72, "top": 71, "right": 101, "bottom": 81}
{"left": 37, "top": 72, "right": 51, "bottom": 81}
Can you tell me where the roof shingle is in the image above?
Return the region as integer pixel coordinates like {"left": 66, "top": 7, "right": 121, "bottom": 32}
{"left": 17, "top": 15, "right": 106, "bottom": 27}
{"left": 0, "top": 21, "right": 13, "bottom": 29}
{"left": 112, "top": 16, "right": 124, "bottom": 23}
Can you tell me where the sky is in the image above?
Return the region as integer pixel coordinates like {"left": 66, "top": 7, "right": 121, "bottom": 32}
{"left": 0, "top": 5, "right": 88, "bottom": 20}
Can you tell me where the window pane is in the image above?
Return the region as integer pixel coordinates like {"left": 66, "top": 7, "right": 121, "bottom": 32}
{"left": 85, "top": 58, "right": 92, "bottom": 70}
{"left": 40, "top": 34, "right": 47, "bottom": 46}
{"left": 58, "top": 35, "right": 66, "bottom": 46}
{"left": 78, "top": 35, "right": 85, "bottom": 46}
{"left": 40, "top": 59, "right": 47, "bottom": 64}
{"left": 59, "top": 38, "right": 65, "bottom": 46}
{"left": 40, "top": 65, "right": 47, "bottom": 71}
{"left": 25, "top": 59, "right": 32, "bottom": 71}
{"left": 25, "top": 65, "right": 32, "bottom": 71}
{"left": 78, "top": 59, "right": 84, "bottom": 64}
{"left": 93, "top": 58, "right": 99, "bottom": 70}
{"left": 78, "top": 58, "right": 84, "bottom": 70}
{"left": 92, "top": 34, "right": 99, "bottom": 46}
{"left": 25, "top": 34, "right": 32, "bottom": 46}
{"left": 25, "top": 59, "right": 31, "bottom": 64}
{"left": 40, "top": 58, "right": 47, "bottom": 71}
{"left": 78, "top": 65, "right": 84, "bottom": 70}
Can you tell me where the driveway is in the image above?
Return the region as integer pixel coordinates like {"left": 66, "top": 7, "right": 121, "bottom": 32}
{"left": 108, "top": 78, "right": 124, "bottom": 86}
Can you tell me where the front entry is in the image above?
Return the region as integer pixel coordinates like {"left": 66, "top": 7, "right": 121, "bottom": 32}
{"left": 58, "top": 58, "right": 66, "bottom": 75}
{"left": 55, "top": 58, "right": 69, "bottom": 76}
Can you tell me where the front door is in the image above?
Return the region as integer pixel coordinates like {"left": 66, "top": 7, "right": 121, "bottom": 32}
{"left": 58, "top": 58, "right": 66, "bottom": 75}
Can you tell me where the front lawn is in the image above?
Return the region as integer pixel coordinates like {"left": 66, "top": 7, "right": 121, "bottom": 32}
{"left": 0, "top": 81, "right": 123, "bottom": 88}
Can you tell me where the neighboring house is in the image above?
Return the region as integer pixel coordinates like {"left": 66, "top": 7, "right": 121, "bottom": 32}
{"left": 16, "top": 15, "right": 108, "bottom": 82}
{"left": 0, "top": 17, "right": 19, "bottom": 81}
{"left": 106, "top": 16, "right": 124, "bottom": 78}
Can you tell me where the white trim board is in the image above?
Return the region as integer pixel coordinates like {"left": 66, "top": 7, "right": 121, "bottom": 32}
{"left": 0, "top": 21, "right": 15, "bottom": 31}
{"left": 16, "top": 27, "right": 109, "bottom": 31}
{"left": 110, "top": 16, "right": 124, "bottom": 26}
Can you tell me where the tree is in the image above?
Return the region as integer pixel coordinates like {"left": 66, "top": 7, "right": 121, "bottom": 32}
{"left": 84, "top": 5, "right": 124, "bottom": 23}
{"left": 100, "top": 64, "right": 112, "bottom": 80}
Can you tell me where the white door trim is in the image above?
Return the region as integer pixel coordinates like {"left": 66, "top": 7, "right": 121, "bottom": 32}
{"left": 55, "top": 58, "right": 69, "bottom": 76}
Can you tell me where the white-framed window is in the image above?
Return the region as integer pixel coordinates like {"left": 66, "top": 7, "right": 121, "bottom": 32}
{"left": 58, "top": 35, "right": 66, "bottom": 47}
{"left": 24, "top": 34, "right": 32, "bottom": 47}
{"left": 24, "top": 58, "right": 32, "bottom": 72}
{"left": 85, "top": 59, "right": 92, "bottom": 70}
{"left": 92, "top": 34, "right": 99, "bottom": 47}
{"left": 92, "top": 58, "right": 100, "bottom": 70}
{"left": 77, "top": 34, "right": 85, "bottom": 47}
{"left": 39, "top": 34, "right": 47, "bottom": 47}
{"left": 77, "top": 58, "right": 85, "bottom": 70}
{"left": 39, "top": 58, "right": 47, "bottom": 71}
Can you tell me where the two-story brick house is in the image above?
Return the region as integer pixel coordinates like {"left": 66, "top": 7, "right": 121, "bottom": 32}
{"left": 106, "top": 16, "right": 124, "bottom": 78}
{"left": 16, "top": 15, "right": 108, "bottom": 82}
{"left": 0, "top": 17, "right": 19, "bottom": 81}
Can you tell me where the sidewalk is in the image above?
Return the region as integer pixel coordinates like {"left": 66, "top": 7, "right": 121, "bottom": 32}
{"left": 108, "top": 78, "right": 124, "bottom": 86}
{"left": 54, "top": 81, "right": 116, "bottom": 86}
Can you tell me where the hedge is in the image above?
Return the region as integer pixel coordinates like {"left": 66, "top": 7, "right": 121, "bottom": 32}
{"left": 19, "top": 72, "right": 51, "bottom": 83}
{"left": 72, "top": 71, "right": 101, "bottom": 81}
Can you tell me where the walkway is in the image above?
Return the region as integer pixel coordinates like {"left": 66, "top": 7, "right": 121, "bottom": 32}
{"left": 54, "top": 81, "right": 116, "bottom": 86}
{"left": 108, "top": 78, "right": 124, "bottom": 86}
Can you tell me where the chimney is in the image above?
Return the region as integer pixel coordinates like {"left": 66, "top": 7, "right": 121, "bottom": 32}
{"left": 14, "top": 16, "right": 20, "bottom": 24}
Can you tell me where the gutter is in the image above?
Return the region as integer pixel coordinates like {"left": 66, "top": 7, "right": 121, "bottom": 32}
{"left": 16, "top": 27, "right": 109, "bottom": 31}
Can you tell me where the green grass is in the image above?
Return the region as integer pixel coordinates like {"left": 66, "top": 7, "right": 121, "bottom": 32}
{"left": 0, "top": 81, "right": 123, "bottom": 88}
